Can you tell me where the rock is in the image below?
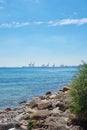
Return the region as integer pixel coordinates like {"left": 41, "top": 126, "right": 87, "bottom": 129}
{"left": 20, "top": 119, "right": 28, "bottom": 126}
{"left": 39, "top": 96, "right": 45, "bottom": 100}
{"left": 32, "top": 128, "right": 46, "bottom": 130}
{"left": 45, "top": 91, "right": 52, "bottom": 95}
{"left": 67, "top": 114, "right": 78, "bottom": 126}
{"left": 52, "top": 108, "right": 61, "bottom": 116}
{"left": 46, "top": 116, "right": 69, "bottom": 130}
{"left": 38, "top": 102, "right": 52, "bottom": 110}
{"left": 19, "top": 101, "right": 26, "bottom": 104}
{"left": 70, "top": 125, "right": 83, "bottom": 130}
{"left": 62, "top": 86, "right": 70, "bottom": 92}
{"left": 52, "top": 100, "right": 60, "bottom": 108}
{"left": 60, "top": 109, "right": 70, "bottom": 118}
{"left": 25, "top": 108, "right": 36, "bottom": 113}
{"left": 8, "top": 128, "right": 16, "bottom": 130}
{"left": 29, "top": 101, "right": 37, "bottom": 109}
{"left": 57, "top": 102, "right": 68, "bottom": 112}
{"left": 30, "top": 110, "right": 52, "bottom": 119}
{"left": 0, "top": 110, "right": 5, "bottom": 114}
{"left": 20, "top": 125, "right": 27, "bottom": 130}
{"left": 48, "top": 125, "right": 69, "bottom": 130}
{"left": 0, "top": 87, "right": 81, "bottom": 130}
{"left": 15, "top": 113, "right": 29, "bottom": 121}
{"left": 9, "top": 127, "right": 24, "bottom": 130}
{"left": 59, "top": 92, "right": 71, "bottom": 106}
{"left": 49, "top": 94, "right": 57, "bottom": 99}
{"left": 54, "top": 94, "right": 61, "bottom": 99}
{"left": 29, "top": 97, "right": 41, "bottom": 108}
{"left": 5, "top": 107, "right": 11, "bottom": 111}
{"left": 17, "top": 108, "right": 25, "bottom": 114}
{"left": 68, "top": 113, "right": 77, "bottom": 121}
{"left": 0, "top": 122, "right": 20, "bottom": 130}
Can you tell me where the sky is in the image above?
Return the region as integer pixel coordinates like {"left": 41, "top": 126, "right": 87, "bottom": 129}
{"left": 0, "top": 0, "right": 87, "bottom": 67}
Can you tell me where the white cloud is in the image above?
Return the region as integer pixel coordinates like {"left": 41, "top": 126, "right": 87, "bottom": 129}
{"left": 13, "top": 22, "right": 30, "bottom": 27}
{"left": 49, "top": 18, "right": 87, "bottom": 26}
{"left": 78, "top": 18, "right": 87, "bottom": 25}
{"left": 0, "top": 18, "right": 87, "bottom": 28}
{"left": 0, "top": 22, "right": 30, "bottom": 28}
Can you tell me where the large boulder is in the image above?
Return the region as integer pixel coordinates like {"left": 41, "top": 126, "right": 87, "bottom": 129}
{"left": 29, "top": 97, "right": 41, "bottom": 109}
{"left": 30, "top": 110, "right": 52, "bottom": 119}
{"left": 38, "top": 102, "right": 52, "bottom": 110}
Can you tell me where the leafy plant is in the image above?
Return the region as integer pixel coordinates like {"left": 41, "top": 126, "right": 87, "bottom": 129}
{"left": 27, "top": 119, "right": 38, "bottom": 130}
{"left": 70, "top": 62, "right": 87, "bottom": 119}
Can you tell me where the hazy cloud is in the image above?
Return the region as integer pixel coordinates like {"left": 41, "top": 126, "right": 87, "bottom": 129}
{"left": 24, "top": 0, "right": 39, "bottom": 3}
{"left": 0, "top": 18, "right": 87, "bottom": 28}
{"left": 48, "top": 21, "right": 54, "bottom": 25}
{"left": 34, "top": 21, "right": 44, "bottom": 25}
{"left": 0, "top": 22, "right": 30, "bottom": 28}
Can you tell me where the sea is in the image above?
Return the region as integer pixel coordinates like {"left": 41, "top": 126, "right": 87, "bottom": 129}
{"left": 0, "top": 67, "right": 78, "bottom": 109}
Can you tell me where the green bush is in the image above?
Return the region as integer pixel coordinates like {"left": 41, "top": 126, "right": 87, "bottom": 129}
{"left": 70, "top": 62, "right": 87, "bottom": 119}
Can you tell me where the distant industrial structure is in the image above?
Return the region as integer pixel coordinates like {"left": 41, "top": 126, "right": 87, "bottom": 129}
{"left": 28, "top": 62, "right": 56, "bottom": 68}
{"left": 22, "top": 62, "right": 79, "bottom": 68}
{"left": 22, "top": 62, "right": 78, "bottom": 68}
{"left": 28, "top": 62, "right": 35, "bottom": 67}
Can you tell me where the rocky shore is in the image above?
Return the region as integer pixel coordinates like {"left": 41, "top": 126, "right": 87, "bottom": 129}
{"left": 0, "top": 86, "right": 84, "bottom": 130}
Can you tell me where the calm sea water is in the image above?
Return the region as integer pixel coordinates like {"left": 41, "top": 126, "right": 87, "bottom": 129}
{"left": 0, "top": 67, "right": 78, "bottom": 108}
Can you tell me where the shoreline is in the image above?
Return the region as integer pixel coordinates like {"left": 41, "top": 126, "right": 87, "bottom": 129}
{"left": 0, "top": 85, "right": 66, "bottom": 110}
{"left": 0, "top": 86, "right": 82, "bottom": 130}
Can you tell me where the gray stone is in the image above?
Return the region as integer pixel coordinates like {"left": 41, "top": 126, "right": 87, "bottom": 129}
{"left": 0, "top": 122, "right": 20, "bottom": 130}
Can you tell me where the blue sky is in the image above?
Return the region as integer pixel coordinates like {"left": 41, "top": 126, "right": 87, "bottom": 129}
{"left": 0, "top": 0, "right": 87, "bottom": 67}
